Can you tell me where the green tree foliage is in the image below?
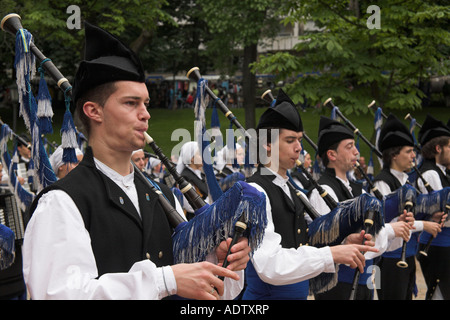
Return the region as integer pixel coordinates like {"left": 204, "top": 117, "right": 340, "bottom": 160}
{"left": 0, "top": 0, "right": 171, "bottom": 85}
{"left": 252, "top": 0, "right": 450, "bottom": 113}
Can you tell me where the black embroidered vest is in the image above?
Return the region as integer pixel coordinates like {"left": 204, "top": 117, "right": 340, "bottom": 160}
{"left": 247, "top": 169, "right": 308, "bottom": 248}
{"left": 29, "top": 147, "right": 176, "bottom": 277}
{"left": 373, "top": 167, "right": 402, "bottom": 192}
{"left": 317, "top": 168, "right": 363, "bottom": 201}
{"left": 420, "top": 159, "right": 450, "bottom": 188}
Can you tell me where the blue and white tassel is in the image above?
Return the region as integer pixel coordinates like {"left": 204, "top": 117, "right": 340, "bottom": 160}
{"left": 36, "top": 59, "right": 54, "bottom": 134}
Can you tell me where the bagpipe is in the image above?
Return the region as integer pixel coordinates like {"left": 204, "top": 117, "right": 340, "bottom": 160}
{"left": 143, "top": 130, "right": 266, "bottom": 264}
{"left": 416, "top": 186, "right": 450, "bottom": 299}
{"left": 416, "top": 186, "right": 450, "bottom": 257}
{"left": 186, "top": 67, "right": 257, "bottom": 183}
{"left": 325, "top": 98, "right": 382, "bottom": 158}
{"left": 329, "top": 98, "right": 444, "bottom": 265}
{"left": 187, "top": 81, "right": 386, "bottom": 294}
{"left": 368, "top": 102, "right": 431, "bottom": 191}
{"left": 383, "top": 184, "right": 418, "bottom": 268}
{"left": 1, "top": 13, "right": 268, "bottom": 265}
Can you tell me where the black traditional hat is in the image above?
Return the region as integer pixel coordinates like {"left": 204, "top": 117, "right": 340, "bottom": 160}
{"left": 256, "top": 89, "right": 303, "bottom": 132}
{"left": 72, "top": 22, "right": 146, "bottom": 104}
{"left": 418, "top": 114, "right": 450, "bottom": 147}
{"left": 317, "top": 116, "right": 354, "bottom": 156}
{"left": 378, "top": 114, "right": 414, "bottom": 152}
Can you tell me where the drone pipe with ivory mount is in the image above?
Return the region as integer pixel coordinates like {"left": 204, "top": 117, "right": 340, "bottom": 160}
{"left": 187, "top": 67, "right": 250, "bottom": 141}
{"left": 286, "top": 180, "right": 321, "bottom": 221}
{"left": 355, "top": 160, "right": 383, "bottom": 201}
{"left": 218, "top": 212, "right": 247, "bottom": 281}
{"left": 367, "top": 100, "right": 388, "bottom": 119}
{"left": 295, "top": 159, "right": 338, "bottom": 211}
{"left": 404, "top": 113, "right": 422, "bottom": 129}
{"left": 1, "top": 13, "right": 72, "bottom": 96}
{"left": 324, "top": 98, "right": 382, "bottom": 158}
{"left": 143, "top": 132, "right": 207, "bottom": 211}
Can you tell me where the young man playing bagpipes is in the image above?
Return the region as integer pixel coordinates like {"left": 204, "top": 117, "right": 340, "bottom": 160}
{"left": 373, "top": 114, "right": 442, "bottom": 300}
{"left": 241, "top": 89, "right": 379, "bottom": 300}
{"left": 416, "top": 115, "right": 450, "bottom": 300}
{"left": 22, "top": 22, "right": 250, "bottom": 300}
{"left": 308, "top": 116, "right": 413, "bottom": 300}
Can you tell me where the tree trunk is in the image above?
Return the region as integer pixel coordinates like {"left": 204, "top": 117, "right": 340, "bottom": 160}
{"left": 243, "top": 43, "right": 257, "bottom": 129}
{"left": 130, "top": 28, "right": 153, "bottom": 53}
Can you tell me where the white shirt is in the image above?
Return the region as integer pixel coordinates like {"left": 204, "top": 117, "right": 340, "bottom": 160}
{"left": 248, "top": 167, "right": 335, "bottom": 286}
{"left": 22, "top": 158, "right": 242, "bottom": 300}
{"left": 308, "top": 174, "right": 402, "bottom": 258}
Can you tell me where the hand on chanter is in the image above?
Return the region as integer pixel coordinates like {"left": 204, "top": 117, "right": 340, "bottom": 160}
{"left": 344, "top": 230, "right": 375, "bottom": 247}
{"left": 215, "top": 237, "right": 251, "bottom": 272}
{"left": 171, "top": 261, "right": 240, "bottom": 300}
{"left": 398, "top": 209, "right": 415, "bottom": 226}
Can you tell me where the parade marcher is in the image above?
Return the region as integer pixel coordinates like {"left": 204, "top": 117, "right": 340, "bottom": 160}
{"left": 308, "top": 116, "right": 412, "bottom": 300}
{"left": 131, "top": 149, "right": 147, "bottom": 172}
{"left": 242, "top": 89, "right": 379, "bottom": 300}
{"left": 373, "top": 114, "right": 442, "bottom": 300}
{"left": 22, "top": 22, "right": 249, "bottom": 300}
{"left": 417, "top": 114, "right": 450, "bottom": 300}
{"left": 49, "top": 145, "right": 84, "bottom": 179}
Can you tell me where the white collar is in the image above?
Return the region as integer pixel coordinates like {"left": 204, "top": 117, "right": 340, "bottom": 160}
{"left": 389, "top": 167, "right": 409, "bottom": 185}
{"left": 94, "top": 158, "right": 135, "bottom": 188}
{"left": 262, "top": 167, "right": 289, "bottom": 188}
{"left": 436, "top": 162, "right": 447, "bottom": 175}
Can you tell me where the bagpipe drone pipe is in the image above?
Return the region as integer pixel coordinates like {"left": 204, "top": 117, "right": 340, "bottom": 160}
{"left": 1, "top": 13, "right": 268, "bottom": 265}
{"left": 142, "top": 132, "right": 268, "bottom": 263}
{"left": 133, "top": 160, "right": 267, "bottom": 264}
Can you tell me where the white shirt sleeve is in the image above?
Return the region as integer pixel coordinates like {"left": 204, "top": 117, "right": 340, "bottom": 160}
{"left": 247, "top": 182, "right": 335, "bottom": 286}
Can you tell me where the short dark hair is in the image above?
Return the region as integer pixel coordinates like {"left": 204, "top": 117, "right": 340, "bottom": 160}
{"left": 74, "top": 82, "right": 117, "bottom": 138}
{"left": 320, "top": 141, "right": 339, "bottom": 167}
{"left": 382, "top": 145, "right": 403, "bottom": 168}
{"left": 421, "top": 136, "right": 450, "bottom": 160}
